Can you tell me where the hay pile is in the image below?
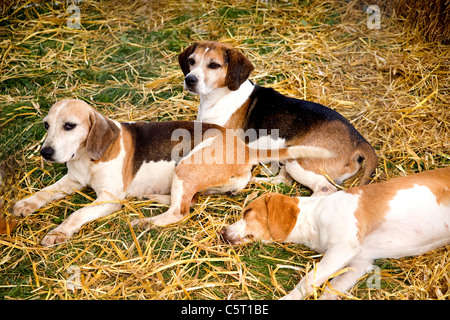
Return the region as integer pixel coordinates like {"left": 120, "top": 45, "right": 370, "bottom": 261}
{"left": 365, "top": 0, "right": 450, "bottom": 44}
{"left": 0, "top": 0, "right": 449, "bottom": 300}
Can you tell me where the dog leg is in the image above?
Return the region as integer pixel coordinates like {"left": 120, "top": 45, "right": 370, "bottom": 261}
{"left": 285, "top": 160, "right": 336, "bottom": 196}
{"left": 131, "top": 174, "right": 190, "bottom": 228}
{"left": 13, "top": 174, "right": 84, "bottom": 217}
{"left": 41, "top": 192, "right": 123, "bottom": 246}
{"left": 280, "top": 244, "right": 359, "bottom": 300}
{"left": 251, "top": 166, "right": 294, "bottom": 185}
{"left": 319, "top": 257, "right": 374, "bottom": 300}
{"left": 142, "top": 194, "right": 172, "bottom": 206}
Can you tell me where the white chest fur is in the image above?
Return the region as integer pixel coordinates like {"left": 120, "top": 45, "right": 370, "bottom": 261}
{"left": 197, "top": 80, "right": 254, "bottom": 126}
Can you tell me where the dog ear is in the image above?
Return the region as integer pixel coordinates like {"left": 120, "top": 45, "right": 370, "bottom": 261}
{"left": 86, "top": 111, "right": 119, "bottom": 161}
{"left": 265, "top": 193, "right": 299, "bottom": 242}
{"left": 178, "top": 43, "right": 198, "bottom": 76}
{"left": 225, "top": 48, "right": 254, "bottom": 91}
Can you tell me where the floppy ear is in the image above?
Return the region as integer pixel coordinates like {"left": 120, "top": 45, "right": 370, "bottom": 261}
{"left": 86, "top": 111, "right": 119, "bottom": 161}
{"left": 266, "top": 193, "right": 300, "bottom": 242}
{"left": 178, "top": 43, "right": 197, "bottom": 76}
{"left": 225, "top": 48, "right": 254, "bottom": 91}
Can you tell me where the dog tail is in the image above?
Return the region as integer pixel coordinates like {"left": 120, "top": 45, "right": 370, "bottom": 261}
{"left": 355, "top": 141, "right": 378, "bottom": 185}
{"left": 248, "top": 145, "right": 334, "bottom": 164}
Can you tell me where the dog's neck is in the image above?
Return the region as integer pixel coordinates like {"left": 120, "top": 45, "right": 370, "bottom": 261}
{"left": 197, "top": 80, "right": 254, "bottom": 128}
{"left": 285, "top": 196, "right": 328, "bottom": 252}
{"left": 66, "top": 147, "right": 94, "bottom": 186}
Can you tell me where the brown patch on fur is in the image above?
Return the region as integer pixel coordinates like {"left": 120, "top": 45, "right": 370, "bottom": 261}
{"left": 288, "top": 120, "right": 377, "bottom": 184}
{"left": 120, "top": 121, "right": 229, "bottom": 197}
{"left": 224, "top": 46, "right": 254, "bottom": 91}
{"left": 121, "top": 124, "right": 135, "bottom": 191}
{"left": 223, "top": 98, "right": 252, "bottom": 130}
{"left": 238, "top": 193, "right": 300, "bottom": 242}
{"left": 87, "top": 110, "right": 121, "bottom": 162}
{"left": 266, "top": 193, "right": 300, "bottom": 241}
{"left": 173, "top": 129, "right": 322, "bottom": 216}
{"left": 173, "top": 131, "right": 255, "bottom": 216}
{"left": 178, "top": 43, "right": 198, "bottom": 76}
{"left": 241, "top": 194, "right": 271, "bottom": 241}
{"left": 347, "top": 167, "right": 450, "bottom": 241}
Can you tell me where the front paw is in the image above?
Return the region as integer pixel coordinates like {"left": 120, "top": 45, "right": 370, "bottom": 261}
{"left": 130, "top": 217, "right": 152, "bottom": 229}
{"left": 13, "top": 200, "right": 39, "bottom": 217}
{"left": 41, "top": 229, "right": 71, "bottom": 247}
{"left": 279, "top": 289, "right": 303, "bottom": 300}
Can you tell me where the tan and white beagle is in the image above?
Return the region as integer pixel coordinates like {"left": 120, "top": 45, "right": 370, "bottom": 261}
{"left": 179, "top": 41, "right": 378, "bottom": 196}
{"left": 13, "top": 99, "right": 332, "bottom": 246}
{"left": 221, "top": 168, "right": 450, "bottom": 299}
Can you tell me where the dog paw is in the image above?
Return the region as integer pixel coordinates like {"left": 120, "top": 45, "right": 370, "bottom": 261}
{"left": 279, "top": 294, "right": 294, "bottom": 300}
{"left": 130, "top": 217, "right": 152, "bottom": 229}
{"left": 41, "top": 230, "right": 71, "bottom": 247}
{"left": 279, "top": 289, "right": 303, "bottom": 300}
{"left": 318, "top": 292, "right": 341, "bottom": 300}
{"left": 13, "top": 200, "right": 38, "bottom": 217}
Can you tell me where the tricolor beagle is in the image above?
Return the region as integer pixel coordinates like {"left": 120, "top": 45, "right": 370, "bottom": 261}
{"left": 13, "top": 99, "right": 332, "bottom": 246}
{"left": 179, "top": 41, "right": 378, "bottom": 195}
{"left": 221, "top": 168, "right": 450, "bottom": 299}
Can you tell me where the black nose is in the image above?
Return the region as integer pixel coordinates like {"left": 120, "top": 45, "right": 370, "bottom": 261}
{"left": 40, "top": 146, "right": 54, "bottom": 160}
{"left": 185, "top": 74, "right": 198, "bottom": 87}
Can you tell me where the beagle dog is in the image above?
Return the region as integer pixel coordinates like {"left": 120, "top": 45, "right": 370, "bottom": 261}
{"left": 179, "top": 41, "right": 378, "bottom": 195}
{"left": 221, "top": 168, "right": 450, "bottom": 299}
{"left": 13, "top": 99, "right": 332, "bottom": 246}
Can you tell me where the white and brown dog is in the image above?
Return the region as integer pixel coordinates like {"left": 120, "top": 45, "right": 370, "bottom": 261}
{"left": 179, "top": 41, "right": 378, "bottom": 195}
{"left": 221, "top": 168, "right": 450, "bottom": 299}
{"left": 13, "top": 99, "right": 332, "bottom": 246}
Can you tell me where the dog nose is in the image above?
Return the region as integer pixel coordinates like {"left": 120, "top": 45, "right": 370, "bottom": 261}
{"left": 40, "top": 146, "right": 54, "bottom": 160}
{"left": 185, "top": 74, "right": 198, "bottom": 87}
{"left": 219, "top": 228, "right": 233, "bottom": 244}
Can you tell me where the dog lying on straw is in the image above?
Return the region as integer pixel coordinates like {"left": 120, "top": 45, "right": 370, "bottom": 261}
{"left": 221, "top": 168, "right": 450, "bottom": 299}
{"left": 13, "top": 99, "right": 332, "bottom": 246}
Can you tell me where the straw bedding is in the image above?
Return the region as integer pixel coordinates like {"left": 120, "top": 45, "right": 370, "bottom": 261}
{"left": 0, "top": 0, "right": 449, "bottom": 300}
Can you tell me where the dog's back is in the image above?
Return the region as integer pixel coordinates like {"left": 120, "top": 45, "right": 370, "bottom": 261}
{"left": 245, "top": 85, "right": 378, "bottom": 188}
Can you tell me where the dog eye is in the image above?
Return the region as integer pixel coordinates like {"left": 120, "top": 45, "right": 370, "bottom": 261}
{"left": 188, "top": 58, "right": 195, "bottom": 66}
{"left": 44, "top": 122, "right": 49, "bottom": 130}
{"left": 63, "top": 122, "right": 77, "bottom": 131}
{"left": 208, "top": 62, "right": 221, "bottom": 69}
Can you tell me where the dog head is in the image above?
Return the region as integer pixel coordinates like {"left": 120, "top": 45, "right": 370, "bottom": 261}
{"left": 221, "top": 193, "right": 300, "bottom": 245}
{"left": 178, "top": 41, "right": 254, "bottom": 95}
{"left": 41, "top": 99, "right": 119, "bottom": 163}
